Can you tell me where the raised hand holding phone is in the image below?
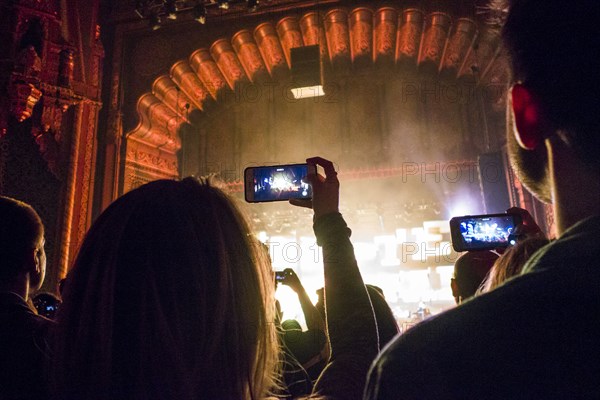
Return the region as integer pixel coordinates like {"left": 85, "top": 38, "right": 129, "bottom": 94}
{"left": 449, "top": 212, "right": 523, "bottom": 252}
{"left": 280, "top": 268, "right": 302, "bottom": 292}
{"left": 506, "top": 206, "right": 544, "bottom": 238}
{"left": 289, "top": 156, "right": 339, "bottom": 219}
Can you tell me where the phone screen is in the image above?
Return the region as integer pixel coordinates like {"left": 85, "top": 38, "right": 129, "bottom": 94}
{"left": 275, "top": 271, "right": 286, "bottom": 283}
{"left": 245, "top": 164, "right": 313, "bottom": 203}
{"left": 450, "top": 213, "right": 522, "bottom": 252}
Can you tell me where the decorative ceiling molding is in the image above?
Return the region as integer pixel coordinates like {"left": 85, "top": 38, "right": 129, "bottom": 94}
{"left": 127, "top": 4, "right": 507, "bottom": 154}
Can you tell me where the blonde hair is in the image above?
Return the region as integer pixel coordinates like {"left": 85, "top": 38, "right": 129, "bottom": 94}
{"left": 52, "top": 177, "right": 279, "bottom": 399}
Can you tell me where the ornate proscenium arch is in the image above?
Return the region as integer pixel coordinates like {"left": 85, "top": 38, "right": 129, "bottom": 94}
{"left": 125, "top": 5, "right": 509, "bottom": 193}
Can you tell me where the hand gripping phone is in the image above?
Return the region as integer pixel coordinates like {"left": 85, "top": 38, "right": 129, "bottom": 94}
{"left": 244, "top": 163, "right": 316, "bottom": 203}
{"left": 449, "top": 213, "right": 522, "bottom": 252}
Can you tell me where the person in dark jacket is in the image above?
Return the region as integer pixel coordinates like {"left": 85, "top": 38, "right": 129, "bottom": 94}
{"left": 0, "top": 196, "right": 51, "bottom": 400}
{"left": 292, "top": 157, "right": 385, "bottom": 400}
{"left": 364, "top": 1, "right": 600, "bottom": 398}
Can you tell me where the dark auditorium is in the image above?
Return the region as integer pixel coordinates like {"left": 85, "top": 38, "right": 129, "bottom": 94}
{"left": 1, "top": 0, "right": 598, "bottom": 398}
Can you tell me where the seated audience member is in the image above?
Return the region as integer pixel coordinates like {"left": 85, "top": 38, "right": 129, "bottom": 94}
{"left": 0, "top": 196, "right": 51, "bottom": 400}
{"left": 481, "top": 236, "right": 550, "bottom": 292}
{"left": 365, "top": 1, "right": 600, "bottom": 399}
{"left": 51, "top": 178, "right": 279, "bottom": 400}
{"left": 450, "top": 251, "right": 499, "bottom": 304}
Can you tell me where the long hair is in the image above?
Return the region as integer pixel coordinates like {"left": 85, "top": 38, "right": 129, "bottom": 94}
{"left": 482, "top": 236, "right": 550, "bottom": 292}
{"left": 51, "top": 178, "right": 278, "bottom": 400}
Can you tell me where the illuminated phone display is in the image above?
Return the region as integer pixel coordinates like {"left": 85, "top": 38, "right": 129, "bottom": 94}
{"left": 244, "top": 163, "right": 314, "bottom": 203}
{"left": 450, "top": 213, "right": 522, "bottom": 252}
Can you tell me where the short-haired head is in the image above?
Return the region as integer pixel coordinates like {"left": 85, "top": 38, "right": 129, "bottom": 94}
{"left": 503, "top": 0, "right": 600, "bottom": 170}
{"left": 0, "top": 196, "right": 44, "bottom": 287}
{"left": 281, "top": 319, "right": 302, "bottom": 332}
{"left": 451, "top": 251, "right": 499, "bottom": 303}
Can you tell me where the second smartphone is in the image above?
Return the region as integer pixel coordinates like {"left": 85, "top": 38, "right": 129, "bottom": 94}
{"left": 449, "top": 213, "right": 522, "bottom": 252}
{"left": 244, "top": 163, "right": 316, "bottom": 203}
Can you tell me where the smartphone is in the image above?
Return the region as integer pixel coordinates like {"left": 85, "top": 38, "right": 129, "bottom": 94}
{"left": 275, "top": 271, "right": 287, "bottom": 283}
{"left": 449, "top": 213, "right": 522, "bottom": 252}
{"left": 244, "top": 163, "right": 315, "bottom": 203}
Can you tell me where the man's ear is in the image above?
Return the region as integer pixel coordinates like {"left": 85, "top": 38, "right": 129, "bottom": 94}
{"left": 34, "top": 249, "right": 42, "bottom": 274}
{"left": 24, "top": 248, "right": 39, "bottom": 273}
{"left": 26, "top": 248, "right": 44, "bottom": 290}
{"left": 450, "top": 278, "right": 459, "bottom": 298}
{"left": 22, "top": 248, "right": 43, "bottom": 276}
{"left": 510, "top": 84, "right": 547, "bottom": 150}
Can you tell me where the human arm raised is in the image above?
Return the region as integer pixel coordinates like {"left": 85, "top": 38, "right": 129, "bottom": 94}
{"left": 282, "top": 268, "right": 325, "bottom": 332}
{"left": 291, "top": 157, "right": 379, "bottom": 400}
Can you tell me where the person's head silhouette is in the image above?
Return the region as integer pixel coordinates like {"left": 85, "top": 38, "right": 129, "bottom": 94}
{"left": 0, "top": 196, "right": 46, "bottom": 301}
{"left": 52, "top": 178, "right": 279, "bottom": 400}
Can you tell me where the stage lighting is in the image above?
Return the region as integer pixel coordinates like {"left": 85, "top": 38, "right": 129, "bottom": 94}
{"left": 165, "top": 0, "right": 177, "bottom": 20}
{"left": 290, "top": 45, "right": 324, "bottom": 99}
{"left": 193, "top": 3, "right": 207, "bottom": 24}
{"left": 150, "top": 13, "right": 162, "bottom": 30}
{"left": 217, "top": 0, "right": 229, "bottom": 10}
{"left": 247, "top": 0, "right": 259, "bottom": 12}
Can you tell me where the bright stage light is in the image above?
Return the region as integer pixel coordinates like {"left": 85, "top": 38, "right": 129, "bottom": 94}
{"left": 193, "top": 3, "right": 207, "bottom": 24}
{"left": 291, "top": 85, "right": 325, "bottom": 99}
{"left": 374, "top": 235, "right": 400, "bottom": 266}
{"left": 275, "top": 285, "right": 306, "bottom": 328}
{"left": 353, "top": 242, "right": 377, "bottom": 263}
{"left": 290, "top": 46, "right": 324, "bottom": 99}
{"left": 256, "top": 231, "right": 268, "bottom": 243}
{"left": 449, "top": 205, "right": 471, "bottom": 218}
